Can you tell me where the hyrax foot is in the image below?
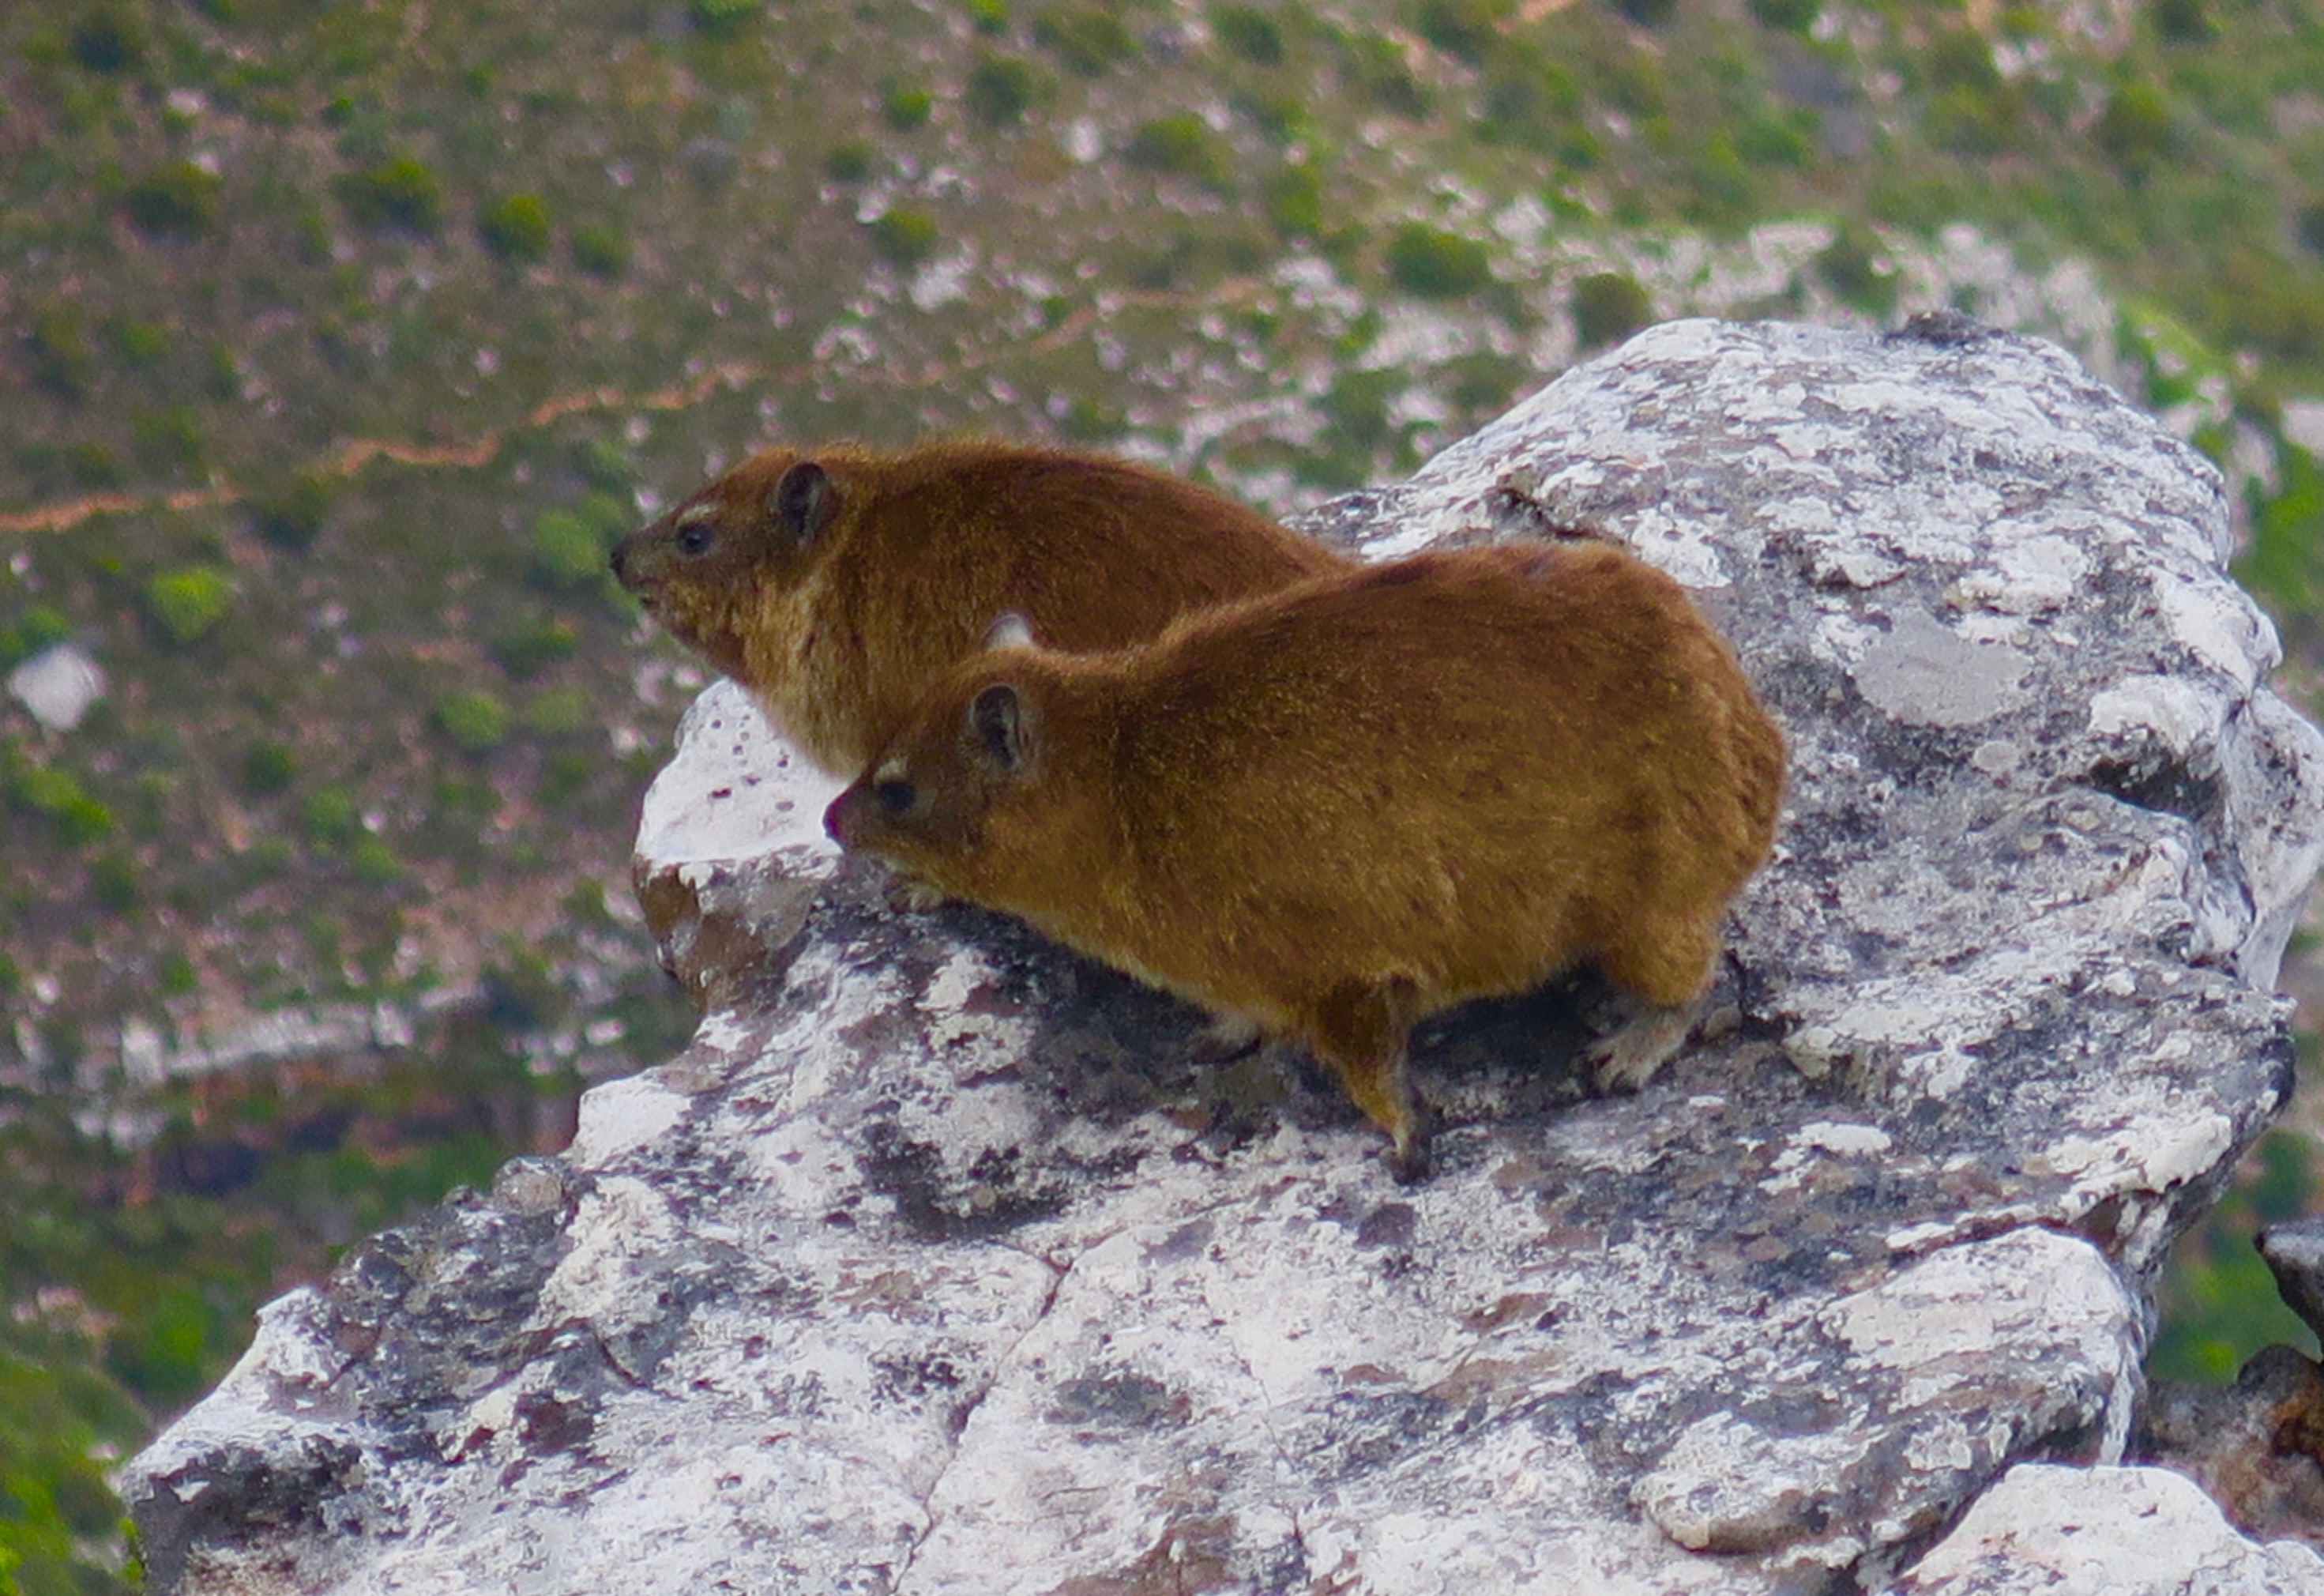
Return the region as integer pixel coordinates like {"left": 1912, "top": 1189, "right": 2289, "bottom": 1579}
{"left": 1307, "top": 977, "right": 1428, "bottom": 1180}
{"left": 882, "top": 872, "right": 949, "bottom": 914}
{"left": 1581, "top": 1001, "right": 1697, "bottom": 1094}
{"left": 1189, "top": 1013, "right": 1265, "bottom": 1064}
{"left": 1386, "top": 1102, "right": 1438, "bottom": 1185}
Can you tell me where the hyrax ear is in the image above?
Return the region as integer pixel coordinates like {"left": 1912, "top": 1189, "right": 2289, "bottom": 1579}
{"left": 769, "top": 461, "right": 833, "bottom": 545}
{"left": 983, "top": 612, "right": 1037, "bottom": 652}
{"left": 967, "top": 681, "right": 1036, "bottom": 774}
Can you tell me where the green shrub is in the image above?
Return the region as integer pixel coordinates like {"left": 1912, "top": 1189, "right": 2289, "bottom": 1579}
{"left": 2239, "top": 442, "right": 2324, "bottom": 611}
{"left": 1923, "top": 27, "right": 2000, "bottom": 92}
{"left": 111, "top": 318, "right": 170, "bottom": 366}
{"left": 70, "top": 8, "right": 145, "bottom": 73}
{"left": 435, "top": 690, "right": 510, "bottom": 753}
{"left": 1443, "top": 350, "right": 1528, "bottom": 415}
{"left": 881, "top": 81, "right": 934, "bottom": 130}
{"left": 1032, "top": 5, "right": 1134, "bottom": 73}
{"left": 144, "top": 565, "right": 235, "bottom": 644}
{"left": 825, "top": 142, "right": 874, "bottom": 183}
{"left": 2149, "top": 1129, "right": 2317, "bottom": 1378}
{"left": 1235, "top": 87, "right": 1306, "bottom": 144}
{"left": 1322, "top": 367, "right": 1399, "bottom": 451}
{"left": 538, "top": 748, "right": 596, "bottom": 811}
{"left": 27, "top": 307, "right": 96, "bottom": 398}
{"left": 690, "top": 0, "right": 760, "bottom": 35}
{"left": 965, "top": 54, "right": 1041, "bottom": 127}
{"left": 104, "top": 1285, "right": 226, "bottom": 1405}
{"left": 1735, "top": 108, "right": 1814, "bottom": 170}
{"left": 2096, "top": 83, "right": 2172, "bottom": 180}
{"left": 1571, "top": 271, "right": 1653, "bottom": 348}
{"left": 349, "top": 834, "right": 400, "bottom": 886}
{"left": 1747, "top": 0, "right": 1818, "bottom": 34}
{"left": 1123, "top": 115, "right": 1229, "bottom": 185}
{"left": 248, "top": 471, "right": 333, "bottom": 551}
{"left": 522, "top": 683, "right": 592, "bottom": 736}
{"left": 2153, "top": 0, "right": 2217, "bottom": 42}
{"left": 13, "top": 766, "right": 115, "bottom": 845}
{"left": 868, "top": 206, "right": 941, "bottom": 268}
{"left": 1215, "top": 6, "right": 1283, "bottom": 65}
{"left": 123, "top": 160, "right": 224, "bottom": 238}
{"left": 493, "top": 616, "right": 580, "bottom": 678}
{"left": 338, "top": 156, "right": 446, "bottom": 234}
{"left": 2297, "top": 203, "right": 2324, "bottom": 259}
{"left": 1055, "top": 395, "right": 1126, "bottom": 444}
{"left": 1815, "top": 223, "right": 1898, "bottom": 317}
{"left": 1385, "top": 223, "right": 1492, "bottom": 299}
{"left": 1264, "top": 162, "right": 1323, "bottom": 239}
{"left": 0, "top": 605, "right": 73, "bottom": 670}
{"left": 1478, "top": 60, "right": 1582, "bottom": 150}
{"left": 579, "top": 491, "right": 634, "bottom": 542}
{"left": 67, "top": 442, "right": 122, "bottom": 487}
{"left": 240, "top": 740, "right": 295, "bottom": 797}
{"left": 530, "top": 510, "right": 611, "bottom": 587}
{"left": 478, "top": 192, "right": 551, "bottom": 261}
{"left": 1343, "top": 33, "right": 1431, "bottom": 119}
{"left": 90, "top": 853, "right": 137, "bottom": 912}
{"left": 1680, "top": 134, "right": 1758, "bottom": 225}
{"left": 134, "top": 406, "right": 206, "bottom": 476}
{"left": 1927, "top": 84, "right": 2015, "bottom": 157}
{"left": 1413, "top": 0, "right": 1505, "bottom": 66}
{"left": 570, "top": 220, "right": 630, "bottom": 277}
{"left": 302, "top": 785, "right": 363, "bottom": 847}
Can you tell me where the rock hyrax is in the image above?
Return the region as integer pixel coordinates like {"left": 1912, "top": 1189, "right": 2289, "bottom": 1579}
{"left": 611, "top": 439, "right": 1347, "bottom": 774}
{"left": 825, "top": 541, "right": 1787, "bottom": 1179}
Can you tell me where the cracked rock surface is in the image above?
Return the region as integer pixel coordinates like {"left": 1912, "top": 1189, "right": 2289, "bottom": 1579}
{"left": 124, "top": 320, "right": 2324, "bottom": 1594}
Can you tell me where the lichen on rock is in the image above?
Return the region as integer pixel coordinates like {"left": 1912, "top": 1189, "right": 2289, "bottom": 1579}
{"left": 123, "top": 319, "right": 2324, "bottom": 1594}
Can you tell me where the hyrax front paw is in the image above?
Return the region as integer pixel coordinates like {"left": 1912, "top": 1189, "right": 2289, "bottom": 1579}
{"left": 1580, "top": 1003, "right": 1695, "bottom": 1094}
{"left": 1189, "top": 1013, "right": 1264, "bottom": 1064}
{"left": 882, "top": 872, "right": 948, "bottom": 914}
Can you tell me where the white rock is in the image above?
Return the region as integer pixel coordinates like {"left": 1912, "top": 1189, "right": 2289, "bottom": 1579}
{"left": 8, "top": 641, "right": 104, "bottom": 731}
{"left": 1897, "top": 1463, "right": 2324, "bottom": 1595}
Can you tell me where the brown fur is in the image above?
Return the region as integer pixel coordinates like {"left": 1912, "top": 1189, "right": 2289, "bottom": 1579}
{"left": 611, "top": 439, "right": 1348, "bottom": 774}
{"left": 825, "top": 542, "right": 1787, "bottom": 1179}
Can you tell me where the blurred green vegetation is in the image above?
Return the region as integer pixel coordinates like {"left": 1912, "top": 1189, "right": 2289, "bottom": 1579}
{"left": 6, "top": 0, "right": 2324, "bottom": 1584}
{"left": 2149, "top": 1123, "right": 2322, "bottom": 1380}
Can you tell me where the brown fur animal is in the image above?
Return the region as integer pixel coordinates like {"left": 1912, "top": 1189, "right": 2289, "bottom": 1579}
{"left": 610, "top": 439, "right": 1348, "bottom": 774}
{"left": 824, "top": 542, "right": 1786, "bottom": 1180}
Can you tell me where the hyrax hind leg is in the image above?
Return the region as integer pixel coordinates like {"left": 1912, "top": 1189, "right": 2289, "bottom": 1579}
{"left": 1304, "top": 976, "right": 1431, "bottom": 1183}
{"left": 1582, "top": 915, "right": 1720, "bottom": 1095}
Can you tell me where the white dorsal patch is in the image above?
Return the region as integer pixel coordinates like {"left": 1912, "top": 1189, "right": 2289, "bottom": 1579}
{"left": 983, "top": 612, "right": 1036, "bottom": 652}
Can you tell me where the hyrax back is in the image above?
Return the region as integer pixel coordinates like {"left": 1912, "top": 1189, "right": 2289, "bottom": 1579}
{"left": 610, "top": 439, "right": 1347, "bottom": 774}
{"left": 825, "top": 541, "right": 1786, "bottom": 1179}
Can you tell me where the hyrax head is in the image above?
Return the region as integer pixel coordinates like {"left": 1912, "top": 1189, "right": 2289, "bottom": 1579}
{"left": 824, "top": 616, "right": 1048, "bottom": 889}
{"left": 608, "top": 449, "right": 839, "bottom": 682}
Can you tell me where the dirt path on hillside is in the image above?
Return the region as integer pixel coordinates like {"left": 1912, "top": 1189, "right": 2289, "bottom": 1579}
{"left": 0, "top": 284, "right": 1246, "bottom": 537}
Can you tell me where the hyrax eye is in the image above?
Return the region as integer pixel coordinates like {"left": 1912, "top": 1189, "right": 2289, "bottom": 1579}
{"left": 676, "top": 518, "right": 715, "bottom": 556}
{"left": 874, "top": 778, "right": 916, "bottom": 815}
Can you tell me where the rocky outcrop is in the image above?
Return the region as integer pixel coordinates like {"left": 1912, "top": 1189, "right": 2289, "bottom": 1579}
{"left": 123, "top": 318, "right": 2324, "bottom": 1594}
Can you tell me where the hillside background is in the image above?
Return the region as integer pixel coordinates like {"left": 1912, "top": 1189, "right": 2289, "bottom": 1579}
{"left": 6, "top": 0, "right": 2324, "bottom": 1587}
